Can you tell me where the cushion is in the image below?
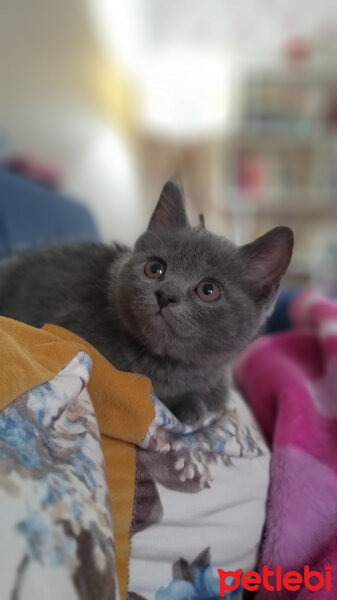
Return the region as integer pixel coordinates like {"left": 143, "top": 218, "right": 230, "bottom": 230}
{"left": 0, "top": 170, "right": 100, "bottom": 259}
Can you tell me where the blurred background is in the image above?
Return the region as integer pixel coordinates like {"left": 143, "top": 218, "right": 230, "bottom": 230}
{"left": 1, "top": 0, "right": 337, "bottom": 292}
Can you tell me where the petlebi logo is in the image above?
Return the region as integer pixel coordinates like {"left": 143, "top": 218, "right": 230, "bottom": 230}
{"left": 218, "top": 564, "right": 332, "bottom": 595}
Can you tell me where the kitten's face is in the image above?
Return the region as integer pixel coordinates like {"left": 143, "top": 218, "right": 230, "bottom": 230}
{"left": 116, "top": 180, "right": 293, "bottom": 364}
{"left": 118, "top": 229, "right": 258, "bottom": 363}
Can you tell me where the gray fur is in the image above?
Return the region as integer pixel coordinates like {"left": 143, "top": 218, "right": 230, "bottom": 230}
{"left": 0, "top": 179, "right": 294, "bottom": 425}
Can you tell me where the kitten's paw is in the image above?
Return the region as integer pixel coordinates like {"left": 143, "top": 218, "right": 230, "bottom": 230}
{"left": 172, "top": 397, "right": 207, "bottom": 427}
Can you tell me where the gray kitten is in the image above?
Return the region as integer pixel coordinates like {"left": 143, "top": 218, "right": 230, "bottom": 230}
{"left": 0, "top": 179, "right": 293, "bottom": 425}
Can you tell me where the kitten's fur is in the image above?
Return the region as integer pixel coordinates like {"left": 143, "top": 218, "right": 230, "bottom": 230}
{"left": 0, "top": 179, "right": 293, "bottom": 425}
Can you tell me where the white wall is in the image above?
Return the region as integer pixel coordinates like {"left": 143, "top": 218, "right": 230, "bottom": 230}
{"left": 0, "top": 0, "right": 144, "bottom": 244}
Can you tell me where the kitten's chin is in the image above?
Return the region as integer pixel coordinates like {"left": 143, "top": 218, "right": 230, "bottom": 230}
{"left": 119, "top": 303, "right": 225, "bottom": 364}
{"left": 123, "top": 309, "right": 185, "bottom": 360}
{"left": 139, "top": 313, "right": 179, "bottom": 357}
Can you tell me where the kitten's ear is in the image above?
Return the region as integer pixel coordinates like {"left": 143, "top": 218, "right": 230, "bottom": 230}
{"left": 148, "top": 178, "right": 189, "bottom": 233}
{"left": 239, "top": 226, "right": 294, "bottom": 301}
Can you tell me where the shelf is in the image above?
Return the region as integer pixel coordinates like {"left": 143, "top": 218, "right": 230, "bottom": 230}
{"left": 218, "top": 202, "right": 337, "bottom": 220}
{"left": 221, "top": 188, "right": 337, "bottom": 203}
{"left": 243, "top": 66, "right": 337, "bottom": 84}
{"left": 226, "top": 131, "right": 337, "bottom": 148}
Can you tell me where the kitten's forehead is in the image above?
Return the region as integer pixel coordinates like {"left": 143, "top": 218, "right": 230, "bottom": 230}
{"left": 141, "top": 228, "right": 237, "bottom": 277}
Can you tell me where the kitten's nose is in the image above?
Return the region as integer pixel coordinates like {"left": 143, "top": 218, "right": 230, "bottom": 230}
{"left": 155, "top": 290, "right": 178, "bottom": 309}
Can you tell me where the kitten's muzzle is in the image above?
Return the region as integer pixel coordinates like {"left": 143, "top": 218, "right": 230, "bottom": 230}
{"left": 155, "top": 289, "right": 179, "bottom": 309}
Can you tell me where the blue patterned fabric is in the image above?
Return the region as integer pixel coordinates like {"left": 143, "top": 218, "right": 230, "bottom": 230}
{"left": 0, "top": 351, "right": 118, "bottom": 600}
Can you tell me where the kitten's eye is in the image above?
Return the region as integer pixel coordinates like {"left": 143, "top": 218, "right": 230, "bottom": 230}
{"left": 144, "top": 258, "right": 166, "bottom": 279}
{"left": 195, "top": 281, "right": 221, "bottom": 302}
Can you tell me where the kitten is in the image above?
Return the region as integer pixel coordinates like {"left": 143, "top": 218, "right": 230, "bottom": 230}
{"left": 0, "top": 179, "right": 293, "bottom": 425}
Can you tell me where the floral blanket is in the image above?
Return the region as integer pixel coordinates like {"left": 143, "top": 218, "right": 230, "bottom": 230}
{"left": 129, "top": 388, "right": 270, "bottom": 600}
{"left": 234, "top": 290, "right": 337, "bottom": 598}
{"left": 0, "top": 318, "right": 270, "bottom": 599}
{"left": 0, "top": 351, "right": 118, "bottom": 600}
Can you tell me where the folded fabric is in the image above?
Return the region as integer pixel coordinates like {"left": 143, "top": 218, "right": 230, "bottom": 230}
{"left": 234, "top": 290, "right": 337, "bottom": 599}
{"left": 0, "top": 318, "right": 270, "bottom": 600}
{"left": 0, "top": 322, "right": 120, "bottom": 599}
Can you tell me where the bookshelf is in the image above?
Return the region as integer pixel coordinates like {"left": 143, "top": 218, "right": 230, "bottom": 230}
{"left": 216, "top": 65, "right": 337, "bottom": 288}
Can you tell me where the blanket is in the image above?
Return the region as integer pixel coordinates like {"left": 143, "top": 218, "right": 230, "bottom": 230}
{"left": 0, "top": 318, "right": 270, "bottom": 600}
{"left": 234, "top": 290, "right": 337, "bottom": 598}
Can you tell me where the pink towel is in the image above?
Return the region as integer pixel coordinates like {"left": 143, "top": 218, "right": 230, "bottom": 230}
{"left": 234, "top": 290, "right": 337, "bottom": 598}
